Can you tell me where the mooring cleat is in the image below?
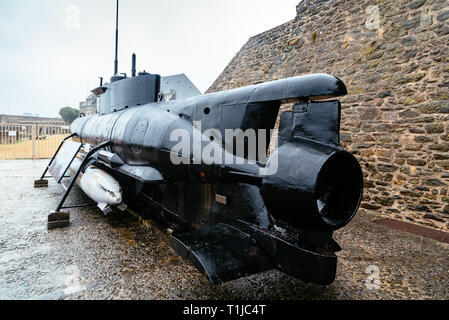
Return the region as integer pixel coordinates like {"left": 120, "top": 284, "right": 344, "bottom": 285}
{"left": 34, "top": 179, "right": 49, "bottom": 188}
{"left": 47, "top": 211, "right": 70, "bottom": 230}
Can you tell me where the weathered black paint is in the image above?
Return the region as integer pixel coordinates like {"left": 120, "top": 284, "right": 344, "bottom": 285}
{"left": 70, "top": 73, "right": 363, "bottom": 285}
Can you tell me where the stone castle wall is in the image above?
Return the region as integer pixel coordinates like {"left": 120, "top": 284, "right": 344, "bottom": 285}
{"left": 207, "top": 0, "right": 449, "bottom": 230}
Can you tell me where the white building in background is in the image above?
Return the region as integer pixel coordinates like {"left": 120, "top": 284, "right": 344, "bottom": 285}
{"left": 79, "top": 93, "right": 97, "bottom": 116}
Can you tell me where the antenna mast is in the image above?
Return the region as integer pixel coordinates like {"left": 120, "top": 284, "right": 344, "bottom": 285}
{"left": 114, "top": 0, "right": 119, "bottom": 75}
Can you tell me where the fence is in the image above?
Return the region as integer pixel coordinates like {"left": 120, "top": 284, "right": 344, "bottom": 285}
{"left": 0, "top": 123, "right": 71, "bottom": 159}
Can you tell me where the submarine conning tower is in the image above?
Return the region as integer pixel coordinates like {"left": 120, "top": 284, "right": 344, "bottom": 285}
{"left": 89, "top": 0, "right": 162, "bottom": 116}
{"left": 91, "top": 53, "right": 161, "bottom": 116}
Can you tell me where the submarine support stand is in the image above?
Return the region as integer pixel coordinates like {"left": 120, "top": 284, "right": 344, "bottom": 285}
{"left": 34, "top": 133, "right": 77, "bottom": 188}
{"left": 48, "top": 141, "right": 111, "bottom": 230}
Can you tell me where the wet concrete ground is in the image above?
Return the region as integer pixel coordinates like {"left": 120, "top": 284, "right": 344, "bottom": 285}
{"left": 0, "top": 159, "right": 448, "bottom": 300}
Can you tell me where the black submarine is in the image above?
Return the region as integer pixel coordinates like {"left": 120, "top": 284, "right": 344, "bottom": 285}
{"left": 36, "top": 0, "right": 363, "bottom": 285}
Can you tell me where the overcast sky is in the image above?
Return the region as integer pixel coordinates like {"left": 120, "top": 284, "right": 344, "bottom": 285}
{"left": 0, "top": 0, "right": 299, "bottom": 117}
